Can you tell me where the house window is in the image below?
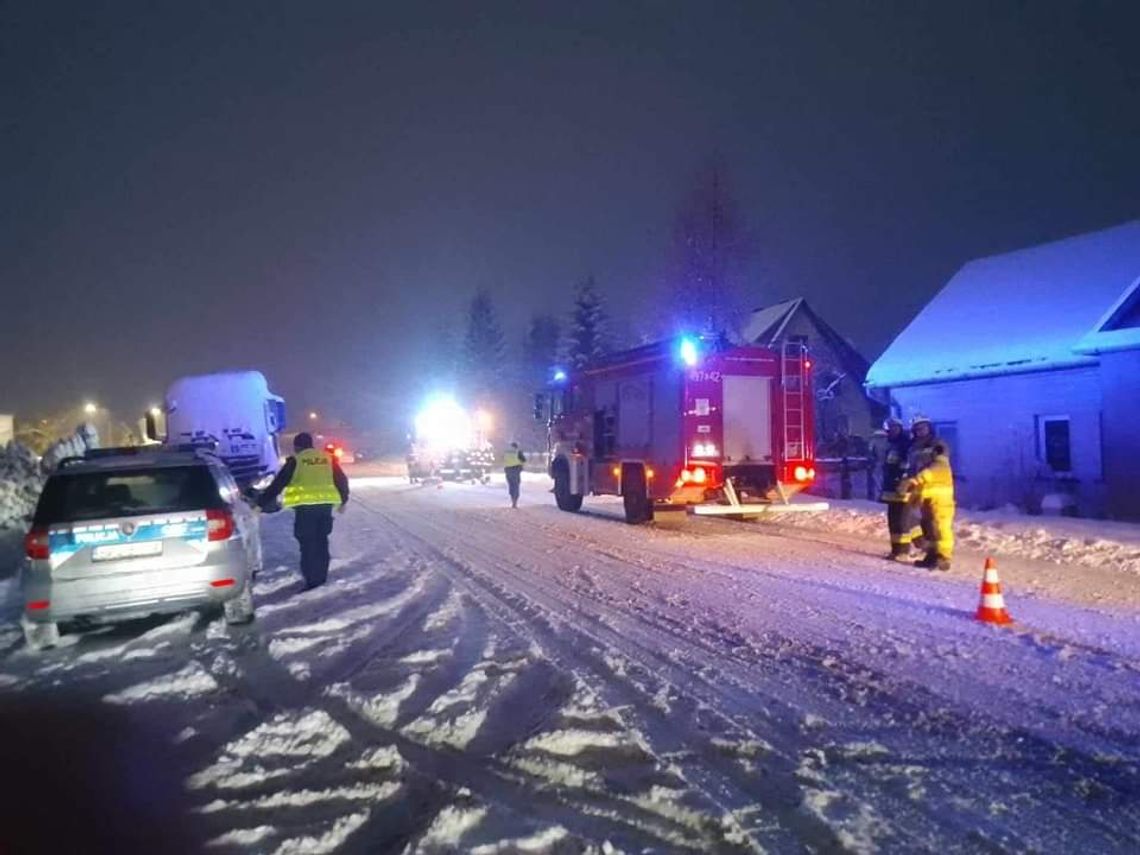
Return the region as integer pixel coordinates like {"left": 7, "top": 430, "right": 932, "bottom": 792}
{"left": 1036, "top": 416, "right": 1072, "bottom": 473}
{"left": 933, "top": 421, "right": 958, "bottom": 466}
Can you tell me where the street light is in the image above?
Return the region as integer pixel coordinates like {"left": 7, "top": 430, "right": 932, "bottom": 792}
{"left": 84, "top": 402, "right": 98, "bottom": 415}
{"left": 309, "top": 411, "right": 319, "bottom": 421}
{"left": 149, "top": 406, "right": 162, "bottom": 417}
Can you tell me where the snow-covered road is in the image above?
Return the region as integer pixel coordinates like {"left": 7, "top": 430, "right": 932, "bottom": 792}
{"left": 2, "top": 477, "right": 1139, "bottom": 852}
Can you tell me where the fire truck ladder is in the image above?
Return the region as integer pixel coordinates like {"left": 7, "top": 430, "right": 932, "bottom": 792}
{"left": 779, "top": 341, "right": 808, "bottom": 504}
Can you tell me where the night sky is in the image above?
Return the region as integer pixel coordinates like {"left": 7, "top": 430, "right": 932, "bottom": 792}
{"left": 4, "top": 1, "right": 1138, "bottom": 427}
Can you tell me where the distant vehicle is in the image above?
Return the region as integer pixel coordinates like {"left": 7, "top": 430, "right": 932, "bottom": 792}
{"left": 534, "top": 336, "right": 818, "bottom": 524}
{"left": 20, "top": 445, "right": 261, "bottom": 650}
{"left": 323, "top": 441, "right": 355, "bottom": 465}
{"left": 408, "top": 397, "right": 493, "bottom": 484}
{"left": 148, "top": 371, "right": 287, "bottom": 488}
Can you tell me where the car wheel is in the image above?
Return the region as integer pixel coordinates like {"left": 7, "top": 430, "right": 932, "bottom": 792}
{"left": 224, "top": 581, "right": 255, "bottom": 625}
{"left": 22, "top": 619, "right": 59, "bottom": 651}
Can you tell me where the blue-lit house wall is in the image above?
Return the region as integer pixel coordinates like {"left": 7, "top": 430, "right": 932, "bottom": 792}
{"left": 888, "top": 367, "right": 1107, "bottom": 516}
{"left": 1099, "top": 350, "right": 1140, "bottom": 520}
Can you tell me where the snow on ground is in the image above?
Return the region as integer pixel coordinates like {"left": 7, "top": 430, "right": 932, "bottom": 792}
{"left": 0, "top": 473, "right": 1138, "bottom": 852}
{"left": 791, "top": 495, "right": 1140, "bottom": 573}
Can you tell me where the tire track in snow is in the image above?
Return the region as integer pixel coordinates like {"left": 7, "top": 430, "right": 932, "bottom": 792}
{"left": 354, "top": 488, "right": 1140, "bottom": 852}
{"left": 350, "top": 493, "right": 845, "bottom": 852}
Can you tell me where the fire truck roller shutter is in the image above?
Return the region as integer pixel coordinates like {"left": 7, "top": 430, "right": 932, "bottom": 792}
{"left": 723, "top": 375, "right": 772, "bottom": 463}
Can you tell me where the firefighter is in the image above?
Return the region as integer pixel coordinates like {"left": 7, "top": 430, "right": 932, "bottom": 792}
{"left": 503, "top": 441, "right": 526, "bottom": 508}
{"left": 879, "top": 418, "right": 915, "bottom": 561}
{"left": 259, "top": 432, "right": 350, "bottom": 590}
{"left": 906, "top": 415, "right": 938, "bottom": 550}
{"left": 902, "top": 441, "right": 955, "bottom": 571}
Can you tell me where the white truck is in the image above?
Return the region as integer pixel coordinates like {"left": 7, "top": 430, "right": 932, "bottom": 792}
{"left": 148, "top": 371, "right": 287, "bottom": 488}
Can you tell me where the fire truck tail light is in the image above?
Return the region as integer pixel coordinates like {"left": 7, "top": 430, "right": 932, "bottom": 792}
{"left": 612, "top": 466, "right": 621, "bottom": 478}
{"left": 646, "top": 468, "right": 655, "bottom": 479}
{"left": 692, "top": 466, "right": 707, "bottom": 485}
{"left": 793, "top": 465, "right": 812, "bottom": 482}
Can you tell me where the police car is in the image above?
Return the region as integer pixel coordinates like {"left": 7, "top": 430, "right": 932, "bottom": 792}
{"left": 21, "top": 445, "right": 261, "bottom": 650}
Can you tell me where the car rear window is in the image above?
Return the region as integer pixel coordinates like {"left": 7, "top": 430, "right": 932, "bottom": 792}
{"left": 34, "top": 466, "right": 224, "bottom": 524}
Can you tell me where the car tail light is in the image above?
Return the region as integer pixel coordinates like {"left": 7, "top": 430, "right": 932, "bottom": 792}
{"left": 24, "top": 529, "right": 49, "bottom": 560}
{"left": 26, "top": 600, "right": 50, "bottom": 611}
{"left": 210, "top": 578, "right": 236, "bottom": 588}
{"left": 206, "top": 509, "right": 235, "bottom": 542}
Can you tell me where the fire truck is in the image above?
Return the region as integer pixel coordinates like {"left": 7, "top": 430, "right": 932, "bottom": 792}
{"left": 406, "top": 396, "right": 494, "bottom": 484}
{"left": 534, "top": 336, "right": 822, "bottom": 523}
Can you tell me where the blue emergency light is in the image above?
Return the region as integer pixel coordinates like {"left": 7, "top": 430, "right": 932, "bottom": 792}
{"left": 678, "top": 337, "right": 700, "bottom": 367}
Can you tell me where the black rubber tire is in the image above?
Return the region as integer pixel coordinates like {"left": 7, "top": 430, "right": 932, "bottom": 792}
{"left": 622, "top": 465, "right": 653, "bottom": 524}
{"left": 553, "top": 462, "right": 583, "bottom": 512}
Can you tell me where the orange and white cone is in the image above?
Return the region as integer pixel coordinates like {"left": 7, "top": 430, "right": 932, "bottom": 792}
{"left": 975, "top": 557, "right": 1013, "bottom": 625}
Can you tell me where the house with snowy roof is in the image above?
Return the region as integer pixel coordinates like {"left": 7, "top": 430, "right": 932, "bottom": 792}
{"left": 866, "top": 220, "right": 1140, "bottom": 519}
{"left": 741, "top": 298, "right": 885, "bottom": 451}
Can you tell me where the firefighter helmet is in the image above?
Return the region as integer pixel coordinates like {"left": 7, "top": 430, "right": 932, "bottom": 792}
{"left": 910, "top": 414, "right": 932, "bottom": 430}
{"left": 883, "top": 417, "right": 903, "bottom": 432}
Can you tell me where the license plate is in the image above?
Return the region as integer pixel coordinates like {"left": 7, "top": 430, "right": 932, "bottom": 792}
{"left": 92, "top": 541, "right": 164, "bottom": 562}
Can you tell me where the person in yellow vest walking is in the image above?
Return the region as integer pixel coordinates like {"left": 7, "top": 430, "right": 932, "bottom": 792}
{"left": 259, "top": 432, "right": 350, "bottom": 590}
{"left": 901, "top": 440, "right": 955, "bottom": 571}
{"left": 503, "top": 442, "right": 526, "bottom": 508}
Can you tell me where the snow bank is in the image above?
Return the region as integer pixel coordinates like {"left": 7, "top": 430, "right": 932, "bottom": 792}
{"left": 772, "top": 498, "right": 1140, "bottom": 576}
{"left": 0, "top": 442, "right": 41, "bottom": 532}
{"left": 0, "top": 442, "right": 44, "bottom": 574}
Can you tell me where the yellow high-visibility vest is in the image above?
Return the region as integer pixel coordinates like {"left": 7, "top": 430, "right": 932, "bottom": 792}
{"left": 503, "top": 449, "right": 524, "bottom": 468}
{"left": 283, "top": 448, "right": 341, "bottom": 507}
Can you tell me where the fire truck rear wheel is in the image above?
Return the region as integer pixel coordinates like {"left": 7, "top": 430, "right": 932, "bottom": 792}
{"left": 553, "top": 462, "right": 583, "bottom": 512}
{"left": 621, "top": 465, "right": 653, "bottom": 524}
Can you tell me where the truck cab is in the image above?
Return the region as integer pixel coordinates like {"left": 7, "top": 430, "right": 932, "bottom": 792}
{"left": 148, "top": 371, "right": 287, "bottom": 489}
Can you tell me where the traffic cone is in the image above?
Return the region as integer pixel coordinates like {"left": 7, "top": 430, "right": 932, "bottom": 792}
{"left": 975, "top": 558, "right": 1013, "bottom": 625}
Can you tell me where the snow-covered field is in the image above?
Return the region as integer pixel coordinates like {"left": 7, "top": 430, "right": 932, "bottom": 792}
{"left": 1, "top": 476, "right": 1139, "bottom": 852}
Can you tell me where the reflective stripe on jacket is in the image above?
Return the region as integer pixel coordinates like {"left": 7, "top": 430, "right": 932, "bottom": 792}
{"left": 283, "top": 448, "right": 342, "bottom": 507}
{"left": 503, "top": 449, "right": 524, "bottom": 468}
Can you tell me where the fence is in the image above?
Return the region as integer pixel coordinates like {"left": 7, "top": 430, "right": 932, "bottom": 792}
{"left": 807, "top": 456, "right": 879, "bottom": 501}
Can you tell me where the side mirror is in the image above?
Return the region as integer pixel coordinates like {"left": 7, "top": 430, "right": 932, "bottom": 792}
{"left": 144, "top": 412, "right": 159, "bottom": 442}
{"left": 533, "top": 393, "right": 548, "bottom": 422}
{"left": 266, "top": 399, "right": 287, "bottom": 432}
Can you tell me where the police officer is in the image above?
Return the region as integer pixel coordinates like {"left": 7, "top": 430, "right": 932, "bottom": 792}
{"left": 503, "top": 441, "right": 526, "bottom": 508}
{"left": 879, "top": 418, "right": 915, "bottom": 561}
{"left": 259, "top": 432, "right": 349, "bottom": 590}
{"left": 902, "top": 441, "right": 955, "bottom": 571}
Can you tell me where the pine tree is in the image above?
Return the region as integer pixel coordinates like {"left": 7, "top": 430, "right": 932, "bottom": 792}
{"left": 566, "top": 276, "right": 608, "bottom": 369}
{"left": 523, "top": 313, "right": 561, "bottom": 380}
{"left": 461, "top": 289, "right": 506, "bottom": 396}
{"left": 668, "top": 160, "right": 750, "bottom": 339}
